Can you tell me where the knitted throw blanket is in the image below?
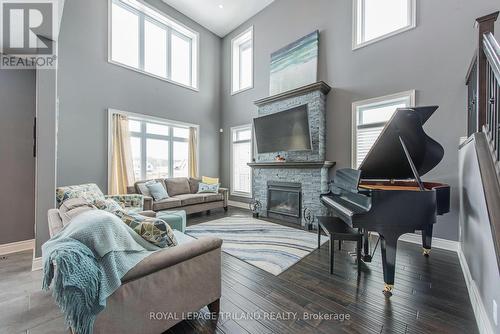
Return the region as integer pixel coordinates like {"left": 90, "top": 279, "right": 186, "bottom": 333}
{"left": 42, "top": 210, "right": 160, "bottom": 334}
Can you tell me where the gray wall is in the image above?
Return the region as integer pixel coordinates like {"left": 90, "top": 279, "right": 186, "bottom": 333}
{"left": 57, "top": 0, "right": 222, "bottom": 190}
{"left": 0, "top": 70, "right": 36, "bottom": 244}
{"left": 459, "top": 136, "right": 500, "bottom": 333}
{"left": 220, "top": 0, "right": 500, "bottom": 241}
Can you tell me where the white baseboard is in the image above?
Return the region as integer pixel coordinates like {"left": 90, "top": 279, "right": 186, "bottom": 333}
{"left": 399, "top": 233, "right": 459, "bottom": 252}
{"left": 0, "top": 239, "right": 34, "bottom": 256}
{"left": 458, "top": 245, "right": 494, "bottom": 334}
{"left": 32, "top": 257, "right": 43, "bottom": 271}
{"left": 228, "top": 200, "right": 249, "bottom": 209}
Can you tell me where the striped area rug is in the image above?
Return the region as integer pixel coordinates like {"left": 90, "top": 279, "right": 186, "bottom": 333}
{"left": 186, "top": 217, "right": 329, "bottom": 275}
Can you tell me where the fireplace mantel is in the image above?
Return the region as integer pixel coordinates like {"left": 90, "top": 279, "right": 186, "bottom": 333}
{"left": 254, "top": 81, "right": 331, "bottom": 107}
{"left": 248, "top": 161, "right": 336, "bottom": 169}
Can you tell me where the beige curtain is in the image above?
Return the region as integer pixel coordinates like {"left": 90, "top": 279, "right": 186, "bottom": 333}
{"left": 188, "top": 127, "right": 198, "bottom": 178}
{"left": 110, "top": 114, "right": 135, "bottom": 195}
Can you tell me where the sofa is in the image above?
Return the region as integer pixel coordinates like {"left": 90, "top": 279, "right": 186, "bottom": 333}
{"left": 47, "top": 204, "right": 223, "bottom": 334}
{"left": 128, "top": 177, "right": 228, "bottom": 214}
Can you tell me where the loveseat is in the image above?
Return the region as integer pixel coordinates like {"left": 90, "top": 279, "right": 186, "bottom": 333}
{"left": 128, "top": 177, "right": 228, "bottom": 214}
{"left": 47, "top": 196, "right": 223, "bottom": 334}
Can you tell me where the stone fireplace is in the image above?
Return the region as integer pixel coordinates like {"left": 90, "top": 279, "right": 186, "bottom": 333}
{"left": 248, "top": 82, "right": 335, "bottom": 229}
{"left": 267, "top": 181, "right": 302, "bottom": 224}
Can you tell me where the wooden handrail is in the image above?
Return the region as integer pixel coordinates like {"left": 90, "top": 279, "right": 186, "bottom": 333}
{"left": 466, "top": 12, "right": 499, "bottom": 137}
{"left": 483, "top": 32, "right": 500, "bottom": 83}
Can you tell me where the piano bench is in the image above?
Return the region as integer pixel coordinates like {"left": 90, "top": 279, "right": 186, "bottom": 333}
{"left": 317, "top": 216, "right": 363, "bottom": 274}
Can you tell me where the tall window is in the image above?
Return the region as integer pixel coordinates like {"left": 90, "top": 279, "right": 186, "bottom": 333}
{"left": 231, "top": 125, "right": 253, "bottom": 197}
{"left": 353, "top": 0, "right": 416, "bottom": 49}
{"left": 231, "top": 27, "right": 253, "bottom": 94}
{"left": 110, "top": 0, "right": 199, "bottom": 89}
{"left": 352, "top": 90, "right": 415, "bottom": 167}
{"left": 126, "top": 116, "right": 194, "bottom": 180}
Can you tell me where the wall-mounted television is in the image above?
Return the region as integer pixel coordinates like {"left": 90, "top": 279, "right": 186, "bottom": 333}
{"left": 253, "top": 105, "right": 312, "bottom": 154}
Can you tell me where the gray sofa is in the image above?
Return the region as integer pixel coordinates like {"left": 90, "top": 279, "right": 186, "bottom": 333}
{"left": 128, "top": 177, "right": 228, "bottom": 214}
{"left": 47, "top": 208, "right": 222, "bottom": 334}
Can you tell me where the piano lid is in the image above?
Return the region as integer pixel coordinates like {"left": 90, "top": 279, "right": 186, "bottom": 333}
{"left": 358, "top": 106, "right": 444, "bottom": 180}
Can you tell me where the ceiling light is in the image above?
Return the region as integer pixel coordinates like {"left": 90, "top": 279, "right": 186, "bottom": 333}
{"left": 218, "top": 4, "right": 224, "bottom": 9}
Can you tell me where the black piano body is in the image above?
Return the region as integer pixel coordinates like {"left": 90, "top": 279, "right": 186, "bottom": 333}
{"left": 320, "top": 106, "right": 451, "bottom": 297}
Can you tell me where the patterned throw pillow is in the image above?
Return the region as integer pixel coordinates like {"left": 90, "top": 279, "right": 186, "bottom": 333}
{"left": 202, "top": 176, "right": 219, "bottom": 185}
{"left": 146, "top": 182, "right": 169, "bottom": 201}
{"left": 94, "top": 198, "right": 125, "bottom": 213}
{"left": 114, "top": 211, "right": 178, "bottom": 248}
{"left": 197, "top": 182, "right": 220, "bottom": 194}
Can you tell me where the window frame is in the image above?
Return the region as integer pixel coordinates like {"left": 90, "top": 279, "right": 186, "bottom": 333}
{"left": 107, "top": 109, "right": 200, "bottom": 192}
{"left": 230, "top": 124, "right": 253, "bottom": 198}
{"left": 108, "top": 0, "right": 200, "bottom": 91}
{"left": 352, "top": 0, "right": 416, "bottom": 50}
{"left": 231, "top": 26, "right": 254, "bottom": 95}
{"left": 351, "top": 90, "right": 415, "bottom": 168}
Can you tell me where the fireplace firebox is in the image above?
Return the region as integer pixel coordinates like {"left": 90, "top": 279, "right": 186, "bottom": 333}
{"left": 267, "top": 181, "right": 302, "bottom": 224}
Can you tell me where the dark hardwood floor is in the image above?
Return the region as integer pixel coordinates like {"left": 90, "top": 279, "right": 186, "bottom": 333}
{"left": 0, "top": 207, "right": 477, "bottom": 334}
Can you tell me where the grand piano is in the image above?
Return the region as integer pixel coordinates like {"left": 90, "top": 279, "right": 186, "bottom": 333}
{"left": 320, "top": 106, "right": 450, "bottom": 297}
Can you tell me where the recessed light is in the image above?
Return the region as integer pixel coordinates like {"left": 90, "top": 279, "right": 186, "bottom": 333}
{"left": 218, "top": 4, "right": 224, "bottom": 9}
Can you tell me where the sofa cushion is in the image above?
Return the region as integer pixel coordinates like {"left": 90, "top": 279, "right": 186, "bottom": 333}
{"left": 203, "top": 193, "right": 224, "bottom": 203}
{"left": 174, "top": 194, "right": 205, "bottom": 206}
{"left": 165, "top": 178, "right": 191, "bottom": 196}
{"left": 153, "top": 198, "right": 182, "bottom": 211}
{"left": 135, "top": 179, "right": 166, "bottom": 197}
{"left": 188, "top": 178, "right": 201, "bottom": 194}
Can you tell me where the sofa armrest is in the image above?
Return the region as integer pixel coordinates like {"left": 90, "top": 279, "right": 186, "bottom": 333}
{"left": 106, "top": 194, "right": 145, "bottom": 212}
{"left": 122, "top": 236, "right": 223, "bottom": 283}
{"left": 219, "top": 188, "right": 229, "bottom": 207}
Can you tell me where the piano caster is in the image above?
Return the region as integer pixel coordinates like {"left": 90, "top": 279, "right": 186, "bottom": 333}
{"left": 383, "top": 284, "right": 394, "bottom": 297}
{"left": 422, "top": 248, "right": 431, "bottom": 257}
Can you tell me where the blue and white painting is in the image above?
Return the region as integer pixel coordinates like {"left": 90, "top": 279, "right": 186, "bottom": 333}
{"left": 270, "top": 30, "right": 319, "bottom": 95}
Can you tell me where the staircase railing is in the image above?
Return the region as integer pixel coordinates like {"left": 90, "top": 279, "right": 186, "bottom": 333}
{"left": 465, "top": 12, "right": 500, "bottom": 271}
{"left": 466, "top": 12, "right": 499, "bottom": 138}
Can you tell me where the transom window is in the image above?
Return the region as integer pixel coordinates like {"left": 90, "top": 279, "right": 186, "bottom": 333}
{"left": 231, "top": 125, "right": 253, "bottom": 197}
{"left": 128, "top": 117, "right": 192, "bottom": 180}
{"left": 231, "top": 26, "right": 254, "bottom": 94}
{"left": 110, "top": 0, "right": 199, "bottom": 89}
{"left": 353, "top": 0, "right": 416, "bottom": 49}
{"left": 352, "top": 90, "right": 415, "bottom": 168}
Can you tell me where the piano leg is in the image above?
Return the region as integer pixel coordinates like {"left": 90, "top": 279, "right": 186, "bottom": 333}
{"left": 380, "top": 231, "right": 403, "bottom": 297}
{"left": 362, "top": 229, "right": 372, "bottom": 262}
{"left": 422, "top": 224, "right": 433, "bottom": 257}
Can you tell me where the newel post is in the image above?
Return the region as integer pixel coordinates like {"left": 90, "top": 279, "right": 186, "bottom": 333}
{"left": 476, "top": 12, "right": 499, "bottom": 130}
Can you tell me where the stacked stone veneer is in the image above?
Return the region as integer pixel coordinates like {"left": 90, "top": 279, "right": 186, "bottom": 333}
{"left": 251, "top": 83, "right": 332, "bottom": 228}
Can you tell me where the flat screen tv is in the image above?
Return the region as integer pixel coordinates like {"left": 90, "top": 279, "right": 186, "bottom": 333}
{"left": 253, "top": 105, "right": 312, "bottom": 154}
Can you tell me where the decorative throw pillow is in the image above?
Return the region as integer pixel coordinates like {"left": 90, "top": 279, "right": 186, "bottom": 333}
{"left": 146, "top": 182, "right": 169, "bottom": 201}
{"left": 113, "top": 211, "right": 178, "bottom": 248}
{"left": 93, "top": 198, "right": 125, "bottom": 214}
{"left": 202, "top": 176, "right": 219, "bottom": 185}
{"left": 197, "top": 182, "right": 220, "bottom": 194}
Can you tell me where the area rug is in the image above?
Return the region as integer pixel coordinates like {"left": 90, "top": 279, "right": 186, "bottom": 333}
{"left": 186, "top": 217, "right": 328, "bottom": 275}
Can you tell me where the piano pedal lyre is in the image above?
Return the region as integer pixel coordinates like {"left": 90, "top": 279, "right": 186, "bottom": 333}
{"left": 422, "top": 248, "right": 431, "bottom": 257}
{"left": 383, "top": 284, "right": 394, "bottom": 297}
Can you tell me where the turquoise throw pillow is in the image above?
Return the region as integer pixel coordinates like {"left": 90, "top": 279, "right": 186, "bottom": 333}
{"left": 197, "top": 182, "right": 220, "bottom": 194}
{"left": 146, "top": 182, "right": 169, "bottom": 201}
